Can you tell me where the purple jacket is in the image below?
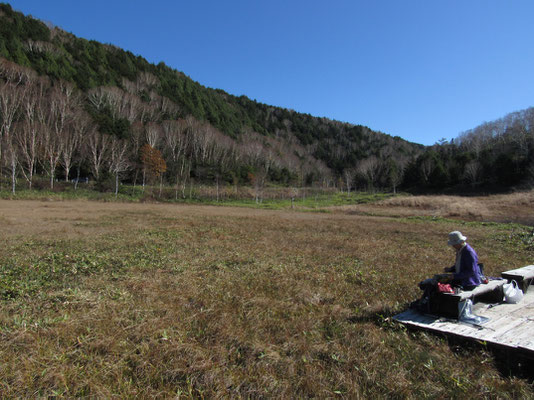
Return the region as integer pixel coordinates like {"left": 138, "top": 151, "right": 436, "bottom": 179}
{"left": 453, "top": 244, "right": 482, "bottom": 287}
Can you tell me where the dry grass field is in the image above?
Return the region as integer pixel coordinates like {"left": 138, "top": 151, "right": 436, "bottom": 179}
{"left": 338, "top": 190, "right": 534, "bottom": 226}
{"left": 0, "top": 194, "right": 533, "bottom": 398}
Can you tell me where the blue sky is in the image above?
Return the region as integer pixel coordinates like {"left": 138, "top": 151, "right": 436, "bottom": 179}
{"left": 8, "top": 1, "right": 534, "bottom": 145}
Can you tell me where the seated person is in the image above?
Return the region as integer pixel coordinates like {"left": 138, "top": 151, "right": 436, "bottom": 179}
{"left": 443, "top": 231, "right": 482, "bottom": 291}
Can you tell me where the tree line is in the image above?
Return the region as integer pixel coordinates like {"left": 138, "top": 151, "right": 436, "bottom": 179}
{"left": 401, "top": 108, "right": 534, "bottom": 192}
{"left": 0, "top": 56, "right": 430, "bottom": 197}
{"left": 0, "top": 3, "right": 425, "bottom": 196}
{"left": 1, "top": 3, "right": 532, "bottom": 196}
{"left": 0, "top": 58, "right": 334, "bottom": 198}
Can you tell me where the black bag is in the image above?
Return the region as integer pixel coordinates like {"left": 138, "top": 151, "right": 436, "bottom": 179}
{"left": 410, "top": 278, "right": 438, "bottom": 313}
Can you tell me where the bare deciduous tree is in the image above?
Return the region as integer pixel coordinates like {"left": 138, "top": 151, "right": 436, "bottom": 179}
{"left": 109, "top": 138, "right": 130, "bottom": 197}
{"left": 464, "top": 161, "right": 482, "bottom": 187}
{"left": 15, "top": 118, "right": 37, "bottom": 189}
{"left": 129, "top": 121, "right": 144, "bottom": 187}
{"left": 162, "top": 119, "right": 190, "bottom": 199}
{"left": 0, "top": 58, "right": 34, "bottom": 86}
{"left": 0, "top": 82, "right": 24, "bottom": 188}
{"left": 39, "top": 119, "right": 62, "bottom": 189}
{"left": 419, "top": 157, "right": 434, "bottom": 184}
{"left": 15, "top": 82, "right": 47, "bottom": 189}
{"left": 89, "top": 86, "right": 141, "bottom": 123}
{"left": 87, "top": 130, "right": 110, "bottom": 181}
{"left": 35, "top": 81, "right": 78, "bottom": 188}
{"left": 136, "top": 72, "right": 158, "bottom": 92}
{"left": 4, "top": 130, "right": 18, "bottom": 193}
{"left": 60, "top": 111, "right": 89, "bottom": 182}
{"left": 388, "top": 157, "right": 407, "bottom": 194}
{"left": 50, "top": 81, "right": 76, "bottom": 137}
{"left": 316, "top": 162, "right": 333, "bottom": 188}
{"left": 145, "top": 121, "right": 162, "bottom": 148}
{"left": 121, "top": 78, "right": 137, "bottom": 94}
{"left": 87, "top": 87, "right": 109, "bottom": 111}
{"left": 357, "top": 156, "right": 380, "bottom": 192}
{"left": 343, "top": 167, "right": 357, "bottom": 193}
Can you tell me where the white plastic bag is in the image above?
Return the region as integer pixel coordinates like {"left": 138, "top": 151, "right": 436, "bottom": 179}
{"left": 458, "top": 299, "right": 489, "bottom": 325}
{"left": 503, "top": 280, "right": 524, "bottom": 304}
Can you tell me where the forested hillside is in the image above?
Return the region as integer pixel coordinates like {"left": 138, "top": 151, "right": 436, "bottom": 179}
{"left": 402, "top": 108, "right": 534, "bottom": 193}
{"left": 0, "top": 2, "right": 532, "bottom": 196}
{"left": 0, "top": 3, "right": 424, "bottom": 195}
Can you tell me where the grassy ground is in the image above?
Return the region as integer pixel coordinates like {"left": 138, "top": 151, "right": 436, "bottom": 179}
{"left": 0, "top": 183, "right": 396, "bottom": 210}
{"left": 339, "top": 190, "right": 534, "bottom": 227}
{"left": 0, "top": 199, "right": 533, "bottom": 397}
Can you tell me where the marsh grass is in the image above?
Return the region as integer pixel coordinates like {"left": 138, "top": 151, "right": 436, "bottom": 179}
{"left": 0, "top": 185, "right": 395, "bottom": 210}
{"left": 371, "top": 191, "right": 534, "bottom": 226}
{"left": 0, "top": 201, "right": 532, "bottom": 397}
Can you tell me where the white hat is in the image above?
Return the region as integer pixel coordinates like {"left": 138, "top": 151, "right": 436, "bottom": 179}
{"left": 448, "top": 231, "right": 467, "bottom": 246}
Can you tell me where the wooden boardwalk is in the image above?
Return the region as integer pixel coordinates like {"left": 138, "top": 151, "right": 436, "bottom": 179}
{"left": 394, "top": 290, "right": 534, "bottom": 358}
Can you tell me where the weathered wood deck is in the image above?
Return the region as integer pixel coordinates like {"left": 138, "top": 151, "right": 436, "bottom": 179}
{"left": 394, "top": 290, "right": 534, "bottom": 358}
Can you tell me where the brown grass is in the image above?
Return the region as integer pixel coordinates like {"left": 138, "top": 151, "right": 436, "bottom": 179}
{"left": 336, "top": 190, "right": 534, "bottom": 226}
{"left": 0, "top": 199, "right": 532, "bottom": 397}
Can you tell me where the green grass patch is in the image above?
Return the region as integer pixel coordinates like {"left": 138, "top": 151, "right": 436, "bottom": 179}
{"left": 0, "top": 186, "right": 399, "bottom": 209}
{"left": 0, "top": 187, "right": 143, "bottom": 202}
{"left": 196, "top": 191, "right": 398, "bottom": 210}
{"left": 0, "top": 248, "right": 125, "bottom": 300}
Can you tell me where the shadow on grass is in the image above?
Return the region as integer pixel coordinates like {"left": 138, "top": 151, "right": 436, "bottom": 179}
{"left": 345, "top": 305, "right": 408, "bottom": 326}
{"left": 346, "top": 305, "right": 534, "bottom": 382}
{"left": 446, "top": 335, "right": 534, "bottom": 382}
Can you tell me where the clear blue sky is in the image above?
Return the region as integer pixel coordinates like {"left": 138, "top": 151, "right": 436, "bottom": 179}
{"left": 8, "top": 0, "right": 534, "bottom": 145}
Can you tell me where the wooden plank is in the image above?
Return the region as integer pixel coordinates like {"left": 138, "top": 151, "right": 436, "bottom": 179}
{"left": 502, "top": 265, "right": 534, "bottom": 278}
{"left": 485, "top": 318, "right": 525, "bottom": 339}
{"left": 393, "top": 291, "right": 534, "bottom": 355}
{"left": 502, "top": 265, "right": 534, "bottom": 293}
{"left": 510, "top": 306, "right": 534, "bottom": 318}
{"left": 508, "top": 322, "right": 534, "bottom": 349}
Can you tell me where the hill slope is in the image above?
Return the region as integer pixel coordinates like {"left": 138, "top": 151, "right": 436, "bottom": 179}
{"left": 401, "top": 107, "right": 534, "bottom": 193}
{"left": 0, "top": 2, "right": 422, "bottom": 192}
